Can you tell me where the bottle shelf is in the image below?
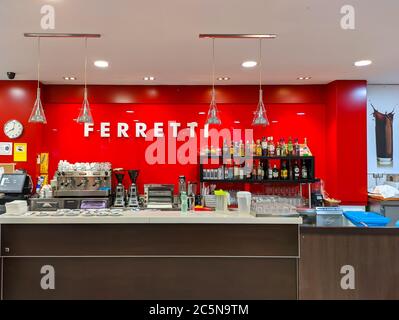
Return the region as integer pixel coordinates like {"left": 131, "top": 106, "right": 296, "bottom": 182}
{"left": 199, "top": 155, "right": 314, "bottom": 161}
{"left": 199, "top": 155, "right": 316, "bottom": 184}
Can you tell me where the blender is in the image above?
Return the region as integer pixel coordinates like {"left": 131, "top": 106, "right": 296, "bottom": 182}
{"left": 113, "top": 171, "right": 126, "bottom": 207}
{"left": 127, "top": 170, "right": 139, "bottom": 210}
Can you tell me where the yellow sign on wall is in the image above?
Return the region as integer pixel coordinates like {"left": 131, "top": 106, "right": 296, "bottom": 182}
{"left": 13, "top": 143, "right": 27, "bottom": 162}
{"left": 40, "top": 153, "right": 49, "bottom": 174}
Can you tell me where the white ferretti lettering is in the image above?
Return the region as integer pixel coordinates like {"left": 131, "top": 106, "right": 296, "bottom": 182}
{"left": 82, "top": 121, "right": 205, "bottom": 139}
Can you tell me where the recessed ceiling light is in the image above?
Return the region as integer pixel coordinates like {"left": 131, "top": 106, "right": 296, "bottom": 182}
{"left": 126, "top": 110, "right": 134, "bottom": 113}
{"left": 133, "top": 120, "right": 139, "bottom": 122}
{"left": 297, "top": 76, "right": 311, "bottom": 80}
{"left": 217, "top": 77, "right": 230, "bottom": 81}
{"left": 354, "top": 60, "right": 372, "bottom": 67}
{"left": 241, "top": 61, "right": 257, "bottom": 68}
{"left": 143, "top": 76, "right": 155, "bottom": 81}
{"left": 63, "top": 76, "right": 76, "bottom": 81}
{"left": 272, "top": 120, "right": 279, "bottom": 123}
{"left": 234, "top": 121, "right": 240, "bottom": 124}
{"left": 198, "top": 112, "right": 206, "bottom": 115}
{"left": 94, "top": 60, "right": 109, "bottom": 68}
{"left": 297, "top": 112, "right": 306, "bottom": 116}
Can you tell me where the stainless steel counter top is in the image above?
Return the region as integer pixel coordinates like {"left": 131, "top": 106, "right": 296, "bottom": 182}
{"left": 301, "top": 214, "right": 355, "bottom": 228}
{"left": 0, "top": 209, "right": 303, "bottom": 224}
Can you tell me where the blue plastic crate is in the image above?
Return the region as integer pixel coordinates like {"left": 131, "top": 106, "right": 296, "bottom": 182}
{"left": 343, "top": 211, "right": 390, "bottom": 227}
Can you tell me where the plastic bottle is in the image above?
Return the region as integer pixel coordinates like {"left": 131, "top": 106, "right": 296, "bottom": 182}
{"left": 180, "top": 191, "right": 188, "bottom": 213}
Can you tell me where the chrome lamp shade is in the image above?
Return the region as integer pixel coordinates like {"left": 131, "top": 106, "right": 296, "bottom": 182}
{"left": 77, "top": 88, "right": 93, "bottom": 124}
{"left": 206, "top": 89, "right": 221, "bottom": 125}
{"left": 252, "top": 89, "right": 269, "bottom": 126}
{"left": 28, "top": 88, "right": 47, "bottom": 123}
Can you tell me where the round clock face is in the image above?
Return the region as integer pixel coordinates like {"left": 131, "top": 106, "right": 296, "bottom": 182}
{"left": 4, "top": 120, "right": 24, "bottom": 139}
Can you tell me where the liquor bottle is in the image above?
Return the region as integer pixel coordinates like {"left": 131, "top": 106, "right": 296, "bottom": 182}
{"left": 239, "top": 166, "right": 244, "bottom": 180}
{"left": 246, "top": 163, "right": 252, "bottom": 179}
{"left": 252, "top": 162, "right": 257, "bottom": 180}
{"left": 269, "top": 137, "right": 275, "bottom": 157}
{"left": 261, "top": 137, "right": 268, "bottom": 156}
{"left": 230, "top": 141, "right": 234, "bottom": 156}
{"left": 251, "top": 140, "right": 256, "bottom": 156}
{"left": 210, "top": 145, "right": 215, "bottom": 155}
{"left": 234, "top": 141, "right": 240, "bottom": 157}
{"left": 256, "top": 139, "right": 262, "bottom": 156}
{"left": 223, "top": 139, "right": 229, "bottom": 157}
{"left": 234, "top": 164, "right": 239, "bottom": 179}
{"left": 287, "top": 137, "right": 293, "bottom": 156}
{"left": 281, "top": 138, "right": 287, "bottom": 156}
{"left": 289, "top": 163, "right": 293, "bottom": 180}
{"left": 240, "top": 140, "right": 245, "bottom": 157}
{"left": 293, "top": 161, "right": 300, "bottom": 180}
{"left": 228, "top": 161, "right": 234, "bottom": 179}
{"left": 302, "top": 137, "right": 311, "bottom": 156}
{"left": 281, "top": 161, "right": 288, "bottom": 180}
{"left": 276, "top": 141, "right": 281, "bottom": 157}
{"left": 260, "top": 163, "right": 265, "bottom": 180}
{"left": 257, "top": 162, "right": 264, "bottom": 181}
{"left": 245, "top": 140, "right": 251, "bottom": 156}
{"left": 267, "top": 163, "right": 273, "bottom": 180}
{"left": 301, "top": 162, "right": 308, "bottom": 179}
{"left": 272, "top": 165, "right": 279, "bottom": 179}
{"left": 294, "top": 138, "right": 300, "bottom": 156}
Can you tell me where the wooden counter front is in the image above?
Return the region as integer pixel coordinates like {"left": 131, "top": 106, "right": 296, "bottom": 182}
{"left": 299, "top": 227, "right": 399, "bottom": 299}
{"left": 0, "top": 223, "right": 300, "bottom": 300}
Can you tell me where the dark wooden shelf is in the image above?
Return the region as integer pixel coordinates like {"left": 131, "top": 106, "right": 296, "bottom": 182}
{"left": 200, "top": 179, "right": 316, "bottom": 184}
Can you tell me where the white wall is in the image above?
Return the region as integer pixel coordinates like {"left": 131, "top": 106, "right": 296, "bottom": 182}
{"left": 367, "top": 85, "right": 399, "bottom": 189}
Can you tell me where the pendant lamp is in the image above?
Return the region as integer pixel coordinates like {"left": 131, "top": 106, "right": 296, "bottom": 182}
{"left": 77, "top": 37, "right": 93, "bottom": 124}
{"left": 252, "top": 39, "right": 269, "bottom": 126}
{"left": 29, "top": 37, "right": 47, "bottom": 124}
{"left": 206, "top": 38, "right": 221, "bottom": 125}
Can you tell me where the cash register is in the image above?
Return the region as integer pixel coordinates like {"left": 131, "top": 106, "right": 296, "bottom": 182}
{"left": 0, "top": 172, "right": 33, "bottom": 214}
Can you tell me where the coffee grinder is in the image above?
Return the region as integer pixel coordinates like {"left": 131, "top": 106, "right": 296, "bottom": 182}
{"left": 113, "top": 170, "right": 126, "bottom": 207}
{"left": 127, "top": 169, "right": 139, "bottom": 210}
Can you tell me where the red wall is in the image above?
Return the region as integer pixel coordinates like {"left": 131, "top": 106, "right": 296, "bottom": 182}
{"left": 0, "top": 82, "right": 368, "bottom": 204}
{"left": 0, "top": 81, "right": 44, "bottom": 179}
{"left": 326, "top": 80, "right": 368, "bottom": 205}
{"left": 42, "top": 102, "right": 326, "bottom": 194}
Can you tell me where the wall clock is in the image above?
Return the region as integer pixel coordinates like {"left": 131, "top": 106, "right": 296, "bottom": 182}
{"left": 3, "top": 119, "right": 24, "bottom": 139}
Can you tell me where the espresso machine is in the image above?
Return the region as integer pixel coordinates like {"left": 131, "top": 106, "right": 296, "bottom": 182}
{"left": 127, "top": 170, "right": 139, "bottom": 209}
{"left": 113, "top": 170, "right": 126, "bottom": 207}
{"left": 30, "top": 162, "right": 112, "bottom": 210}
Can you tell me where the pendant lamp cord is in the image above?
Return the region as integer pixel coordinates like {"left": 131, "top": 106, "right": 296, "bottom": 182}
{"left": 259, "top": 38, "right": 262, "bottom": 91}
{"left": 37, "top": 37, "right": 41, "bottom": 89}
{"left": 84, "top": 37, "right": 88, "bottom": 92}
{"left": 212, "top": 38, "right": 215, "bottom": 98}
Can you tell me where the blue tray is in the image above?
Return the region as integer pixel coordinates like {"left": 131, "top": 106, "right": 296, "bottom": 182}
{"left": 343, "top": 211, "right": 390, "bottom": 227}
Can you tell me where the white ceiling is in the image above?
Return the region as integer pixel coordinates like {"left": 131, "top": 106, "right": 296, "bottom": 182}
{"left": 0, "top": 0, "right": 398, "bottom": 85}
